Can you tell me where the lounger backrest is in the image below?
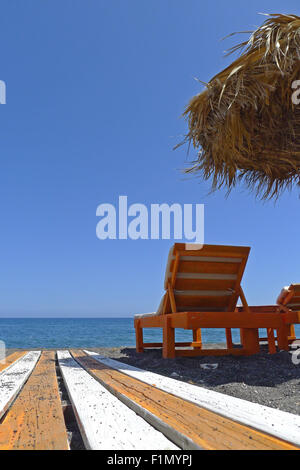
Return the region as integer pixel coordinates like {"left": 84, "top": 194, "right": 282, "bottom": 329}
{"left": 277, "top": 284, "right": 300, "bottom": 311}
{"left": 164, "top": 243, "right": 250, "bottom": 312}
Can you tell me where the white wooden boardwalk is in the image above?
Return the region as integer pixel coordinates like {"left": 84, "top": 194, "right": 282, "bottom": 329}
{"left": 57, "top": 350, "right": 178, "bottom": 450}
{"left": 0, "top": 349, "right": 298, "bottom": 450}
{"left": 0, "top": 351, "right": 41, "bottom": 419}
{"left": 85, "top": 350, "right": 300, "bottom": 447}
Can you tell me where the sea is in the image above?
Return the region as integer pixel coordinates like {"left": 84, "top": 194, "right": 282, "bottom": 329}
{"left": 0, "top": 318, "right": 299, "bottom": 349}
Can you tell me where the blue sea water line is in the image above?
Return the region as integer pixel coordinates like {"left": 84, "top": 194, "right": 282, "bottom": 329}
{"left": 0, "top": 318, "right": 299, "bottom": 349}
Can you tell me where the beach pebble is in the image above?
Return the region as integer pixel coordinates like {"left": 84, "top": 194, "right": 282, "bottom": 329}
{"left": 200, "top": 363, "right": 218, "bottom": 370}
{"left": 170, "top": 372, "right": 180, "bottom": 377}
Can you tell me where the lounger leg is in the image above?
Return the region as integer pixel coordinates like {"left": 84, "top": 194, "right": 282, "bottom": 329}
{"left": 225, "top": 328, "right": 233, "bottom": 349}
{"left": 277, "top": 325, "right": 290, "bottom": 351}
{"left": 288, "top": 324, "right": 296, "bottom": 342}
{"left": 163, "top": 316, "right": 175, "bottom": 359}
{"left": 267, "top": 328, "right": 276, "bottom": 354}
{"left": 241, "top": 328, "right": 260, "bottom": 354}
{"left": 193, "top": 328, "right": 202, "bottom": 349}
{"left": 135, "top": 320, "right": 144, "bottom": 353}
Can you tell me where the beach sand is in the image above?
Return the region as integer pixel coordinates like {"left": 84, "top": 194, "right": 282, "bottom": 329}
{"left": 6, "top": 344, "right": 300, "bottom": 416}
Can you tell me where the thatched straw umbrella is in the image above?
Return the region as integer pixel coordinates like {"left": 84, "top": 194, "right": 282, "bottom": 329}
{"left": 182, "top": 13, "right": 300, "bottom": 199}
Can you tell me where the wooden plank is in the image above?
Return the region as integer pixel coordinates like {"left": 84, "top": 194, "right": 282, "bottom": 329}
{"left": 180, "top": 256, "right": 242, "bottom": 262}
{"left": 57, "top": 350, "right": 178, "bottom": 450}
{"left": 0, "top": 351, "right": 40, "bottom": 420}
{"left": 175, "top": 294, "right": 230, "bottom": 309}
{"left": 168, "top": 284, "right": 177, "bottom": 313}
{"left": 163, "top": 316, "right": 175, "bottom": 358}
{"left": 283, "top": 311, "right": 300, "bottom": 324}
{"left": 136, "top": 310, "right": 288, "bottom": 331}
{"left": 288, "top": 302, "right": 300, "bottom": 311}
{"left": 74, "top": 350, "right": 298, "bottom": 450}
{"left": 173, "top": 243, "right": 250, "bottom": 258}
{"left": 172, "top": 260, "right": 240, "bottom": 274}
{"left": 0, "top": 351, "right": 69, "bottom": 450}
{"left": 184, "top": 312, "right": 285, "bottom": 329}
{"left": 85, "top": 350, "right": 300, "bottom": 448}
{"left": 135, "top": 315, "right": 168, "bottom": 328}
{"left": 174, "top": 278, "right": 236, "bottom": 291}
{"left": 236, "top": 305, "right": 280, "bottom": 313}
{"left": 0, "top": 351, "right": 27, "bottom": 373}
{"left": 135, "top": 319, "right": 144, "bottom": 353}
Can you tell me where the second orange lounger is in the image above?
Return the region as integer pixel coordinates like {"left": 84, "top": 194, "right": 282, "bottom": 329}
{"left": 277, "top": 284, "right": 300, "bottom": 342}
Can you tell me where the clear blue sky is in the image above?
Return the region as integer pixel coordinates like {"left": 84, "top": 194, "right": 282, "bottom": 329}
{"left": 0, "top": 0, "right": 299, "bottom": 317}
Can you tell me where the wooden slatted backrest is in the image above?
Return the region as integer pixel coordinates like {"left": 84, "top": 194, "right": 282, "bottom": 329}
{"left": 277, "top": 284, "right": 300, "bottom": 311}
{"left": 163, "top": 243, "right": 250, "bottom": 313}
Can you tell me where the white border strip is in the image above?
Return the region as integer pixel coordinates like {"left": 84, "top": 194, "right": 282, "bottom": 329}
{"left": 85, "top": 350, "right": 300, "bottom": 447}
{"left": 0, "top": 351, "right": 41, "bottom": 419}
{"left": 57, "top": 350, "right": 178, "bottom": 450}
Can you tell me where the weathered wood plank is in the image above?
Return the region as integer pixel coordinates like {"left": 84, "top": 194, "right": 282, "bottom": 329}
{"left": 0, "top": 351, "right": 27, "bottom": 373}
{"left": 0, "top": 351, "right": 40, "bottom": 420}
{"left": 57, "top": 350, "right": 178, "bottom": 450}
{"left": 0, "top": 351, "right": 69, "bottom": 450}
{"left": 174, "top": 278, "right": 236, "bottom": 291}
{"left": 171, "top": 260, "right": 240, "bottom": 274}
{"left": 84, "top": 350, "right": 300, "bottom": 450}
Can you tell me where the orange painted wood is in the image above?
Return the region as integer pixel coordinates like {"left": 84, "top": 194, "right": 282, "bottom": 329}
{"left": 134, "top": 315, "right": 166, "bottom": 328}
{"left": 283, "top": 311, "right": 300, "bottom": 324}
{"left": 267, "top": 328, "right": 277, "bottom": 354}
{"left": 170, "top": 252, "right": 180, "bottom": 287}
{"left": 135, "top": 310, "right": 287, "bottom": 356}
{"left": 71, "top": 350, "right": 298, "bottom": 450}
{"left": 239, "top": 286, "right": 250, "bottom": 312}
{"left": 163, "top": 316, "right": 175, "bottom": 358}
{"left": 135, "top": 311, "right": 287, "bottom": 354}
{"left": 171, "top": 260, "right": 240, "bottom": 274}
{"left": 161, "top": 292, "right": 169, "bottom": 314}
{"left": 277, "top": 324, "right": 290, "bottom": 351}
{"left": 168, "top": 284, "right": 177, "bottom": 313}
{"left": 184, "top": 312, "right": 285, "bottom": 329}
{"left": 0, "top": 351, "right": 69, "bottom": 450}
{"left": 134, "top": 244, "right": 294, "bottom": 357}
{"left": 225, "top": 328, "right": 233, "bottom": 349}
{"left": 0, "top": 351, "right": 27, "bottom": 373}
{"left": 192, "top": 328, "right": 202, "bottom": 348}
{"left": 174, "top": 277, "right": 236, "bottom": 291}
{"left": 175, "top": 294, "right": 231, "bottom": 309}
{"left": 236, "top": 305, "right": 280, "bottom": 313}
{"left": 240, "top": 328, "right": 260, "bottom": 354}
{"left": 288, "top": 324, "right": 296, "bottom": 341}
{"left": 136, "top": 311, "right": 285, "bottom": 331}
{"left": 135, "top": 319, "right": 144, "bottom": 353}
{"left": 289, "top": 296, "right": 300, "bottom": 305}
{"left": 173, "top": 243, "right": 250, "bottom": 258}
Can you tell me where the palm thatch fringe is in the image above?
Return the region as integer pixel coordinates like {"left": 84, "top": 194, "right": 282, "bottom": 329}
{"left": 182, "top": 13, "right": 300, "bottom": 199}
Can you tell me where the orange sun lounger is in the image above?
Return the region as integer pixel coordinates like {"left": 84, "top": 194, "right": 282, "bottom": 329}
{"left": 252, "top": 284, "right": 300, "bottom": 348}
{"left": 134, "top": 244, "right": 298, "bottom": 358}
{"left": 276, "top": 284, "right": 300, "bottom": 342}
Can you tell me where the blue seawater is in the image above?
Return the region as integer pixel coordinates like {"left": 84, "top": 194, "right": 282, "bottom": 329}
{"left": 0, "top": 318, "right": 299, "bottom": 349}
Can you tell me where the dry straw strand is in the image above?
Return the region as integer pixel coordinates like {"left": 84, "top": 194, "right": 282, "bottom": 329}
{"left": 182, "top": 13, "right": 300, "bottom": 199}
